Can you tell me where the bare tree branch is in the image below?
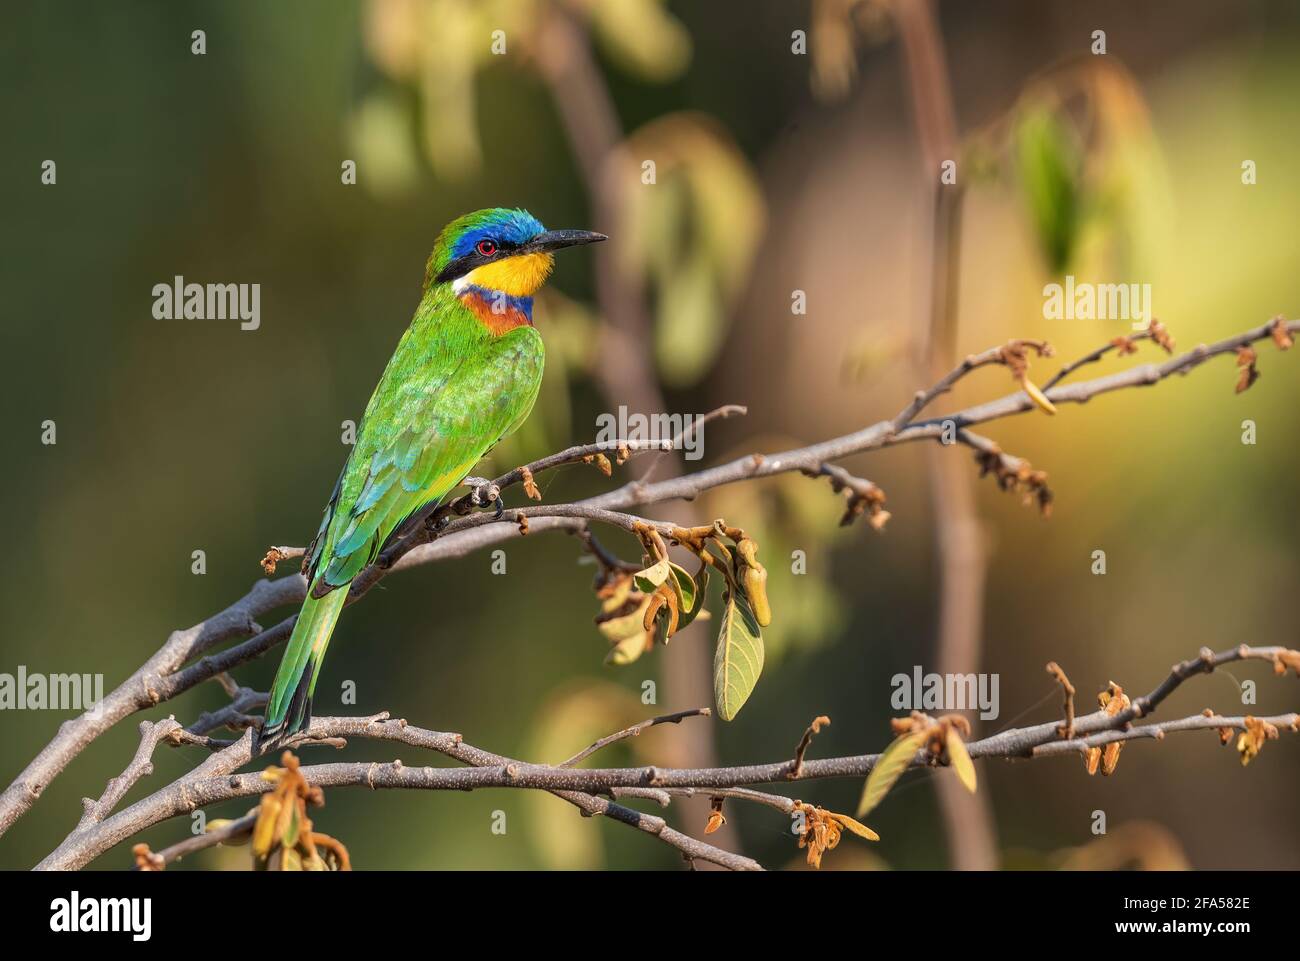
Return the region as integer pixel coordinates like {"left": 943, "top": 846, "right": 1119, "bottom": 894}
{"left": 77, "top": 718, "right": 183, "bottom": 829}
{"left": 0, "top": 576, "right": 301, "bottom": 837}
{"left": 5, "top": 319, "right": 1297, "bottom": 862}
{"left": 34, "top": 644, "right": 1298, "bottom": 871}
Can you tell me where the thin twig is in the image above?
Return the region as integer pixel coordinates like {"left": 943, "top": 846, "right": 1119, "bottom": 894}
{"left": 1045, "top": 661, "right": 1077, "bottom": 739}
{"left": 789, "top": 715, "right": 831, "bottom": 779}
{"left": 613, "top": 785, "right": 797, "bottom": 814}
{"left": 134, "top": 811, "right": 258, "bottom": 869}
{"left": 559, "top": 708, "right": 711, "bottom": 768}
{"left": 1031, "top": 713, "right": 1298, "bottom": 758}
{"left": 1042, "top": 329, "right": 1156, "bottom": 390}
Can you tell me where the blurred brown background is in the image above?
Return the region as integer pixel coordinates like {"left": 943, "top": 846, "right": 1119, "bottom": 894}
{"left": 2, "top": 0, "right": 1298, "bottom": 870}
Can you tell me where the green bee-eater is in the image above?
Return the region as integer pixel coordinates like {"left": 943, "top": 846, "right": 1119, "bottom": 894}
{"left": 262, "top": 208, "right": 605, "bottom": 743}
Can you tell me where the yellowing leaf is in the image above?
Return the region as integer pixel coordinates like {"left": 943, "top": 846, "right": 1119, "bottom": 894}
{"left": 740, "top": 562, "right": 772, "bottom": 627}
{"left": 599, "top": 575, "right": 633, "bottom": 613}
{"left": 604, "top": 633, "right": 649, "bottom": 666}
{"left": 251, "top": 795, "right": 281, "bottom": 858}
{"left": 828, "top": 812, "right": 880, "bottom": 842}
{"left": 857, "top": 730, "right": 926, "bottom": 817}
{"left": 712, "top": 591, "right": 765, "bottom": 721}
{"left": 1022, "top": 376, "right": 1057, "bottom": 415}
{"left": 596, "top": 596, "right": 652, "bottom": 642}
{"left": 279, "top": 798, "right": 302, "bottom": 849}
{"left": 633, "top": 557, "right": 671, "bottom": 593}
{"left": 945, "top": 727, "right": 977, "bottom": 794}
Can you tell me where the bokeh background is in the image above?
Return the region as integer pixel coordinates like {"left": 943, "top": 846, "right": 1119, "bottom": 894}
{"left": 3, "top": 0, "right": 1298, "bottom": 870}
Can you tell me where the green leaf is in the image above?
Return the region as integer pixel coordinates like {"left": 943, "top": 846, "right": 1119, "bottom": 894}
{"left": 633, "top": 558, "right": 671, "bottom": 593}
{"left": 251, "top": 796, "right": 279, "bottom": 858}
{"left": 671, "top": 562, "right": 708, "bottom": 629}
{"left": 668, "top": 562, "right": 693, "bottom": 604}
{"left": 945, "top": 728, "right": 977, "bottom": 794}
{"left": 713, "top": 591, "right": 765, "bottom": 721}
{"left": 1015, "top": 107, "right": 1081, "bottom": 272}
{"left": 857, "top": 730, "right": 927, "bottom": 817}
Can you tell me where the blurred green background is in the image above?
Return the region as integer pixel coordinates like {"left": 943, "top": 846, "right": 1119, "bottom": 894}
{"left": 2, "top": 0, "right": 1298, "bottom": 870}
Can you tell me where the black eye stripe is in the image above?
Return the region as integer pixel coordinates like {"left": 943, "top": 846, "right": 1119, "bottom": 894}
{"left": 433, "top": 238, "right": 525, "bottom": 284}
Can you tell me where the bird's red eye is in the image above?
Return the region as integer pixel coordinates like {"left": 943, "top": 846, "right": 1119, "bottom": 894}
{"left": 476, "top": 240, "right": 497, "bottom": 257}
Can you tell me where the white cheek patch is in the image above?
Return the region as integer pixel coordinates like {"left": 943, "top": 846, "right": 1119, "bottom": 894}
{"left": 452, "top": 272, "right": 474, "bottom": 295}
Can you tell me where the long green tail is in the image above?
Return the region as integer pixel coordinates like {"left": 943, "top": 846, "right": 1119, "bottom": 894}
{"left": 261, "top": 587, "right": 348, "bottom": 744}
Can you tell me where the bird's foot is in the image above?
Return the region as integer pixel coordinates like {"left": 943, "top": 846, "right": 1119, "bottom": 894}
{"left": 462, "top": 476, "right": 505, "bottom": 519}
{"left": 422, "top": 512, "right": 453, "bottom": 535}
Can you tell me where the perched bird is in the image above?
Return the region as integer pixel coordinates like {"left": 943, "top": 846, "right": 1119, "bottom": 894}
{"left": 261, "top": 208, "right": 605, "bottom": 744}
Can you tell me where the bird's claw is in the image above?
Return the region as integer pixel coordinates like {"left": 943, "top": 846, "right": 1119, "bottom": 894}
{"left": 463, "top": 476, "right": 505, "bottom": 519}
{"left": 423, "top": 512, "right": 452, "bottom": 534}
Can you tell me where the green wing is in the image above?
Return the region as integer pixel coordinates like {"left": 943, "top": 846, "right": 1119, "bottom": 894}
{"left": 305, "top": 326, "right": 544, "bottom": 589}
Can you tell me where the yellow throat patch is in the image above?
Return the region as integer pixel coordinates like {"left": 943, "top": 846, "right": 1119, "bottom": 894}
{"left": 464, "top": 252, "right": 555, "bottom": 297}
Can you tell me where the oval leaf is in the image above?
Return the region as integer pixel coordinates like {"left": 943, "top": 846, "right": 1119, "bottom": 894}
{"left": 857, "top": 730, "right": 926, "bottom": 818}
{"left": 828, "top": 812, "right": 880, "bottom": 842}
{"left": 604, "top": 633, "right": 649, "bottom": 666}
{"left": 668, "top": 562, "right": 695, "bottom": 610}
{"left": 945, "top": 728, "right": 977, "bottom": 794}
{"left": 672, "top": 562, "right": 708, "bottom": 630}
{"left": 713, "top": 591, "right": 764, "bottom": 721}
{"left": 633, "top": 557, "right": 671, "bottom": 593}
{"left": 597, "top": 598, "right": 652, "bottom": 642}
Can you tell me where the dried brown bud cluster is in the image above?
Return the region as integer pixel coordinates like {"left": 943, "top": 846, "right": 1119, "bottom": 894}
{"left": 1147, "top": 318, "right": 1176, "bottom": 353}
{"left": 1269, "top": 315, "right": 1294, "bottom": 351}
{"left": 1084, "top": 682, "right": 1131, "bottom": 776}
{"left": 999, "top": 339, "right": 1058, "bottom": 415}
{"left": 803, "top": 464, "right": 890, "bottom": 530}
{"left": 791, "top": 801, "right": 878, "bottom": 869}
{"left": 1236, "top": 716, "right": 1280, "bottom": 767}
{"left": 974, "top": 449, "right": 1054, "bottom": 517}
{"left": 1235, "top": 346, "right": 1260, "bottom": 394}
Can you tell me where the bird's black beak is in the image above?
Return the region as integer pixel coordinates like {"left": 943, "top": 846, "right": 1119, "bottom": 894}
{"left": 522, "top": 229, "right": 608, "bottom": 253}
